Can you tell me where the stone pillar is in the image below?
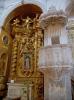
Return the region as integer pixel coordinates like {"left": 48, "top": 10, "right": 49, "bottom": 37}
{"left": 67, "top": 19, "right": 74, "bottom": 78}
{"left": 39, "top": 7, "right": 72, "bottom": 100}
{"left": 39, "top": 68, "right": 72, "bottom": 100}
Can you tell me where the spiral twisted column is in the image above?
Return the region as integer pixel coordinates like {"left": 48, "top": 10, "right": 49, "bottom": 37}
{"left": 10, "top": 35, "right": 18, "bottom": 80}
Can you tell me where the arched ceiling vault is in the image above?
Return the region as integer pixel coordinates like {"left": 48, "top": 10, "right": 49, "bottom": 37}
{"left": 2, "top": 4, "right": 42, "bottom": 34}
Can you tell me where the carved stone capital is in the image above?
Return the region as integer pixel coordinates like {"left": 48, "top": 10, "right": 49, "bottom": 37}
{"left": 39, "top": 7, "right": 67, "bottom": 29}
{"left": 67, "top": 19, "right": 74, "bottom": 30}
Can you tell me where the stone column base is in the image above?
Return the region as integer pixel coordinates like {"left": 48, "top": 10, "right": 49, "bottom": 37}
{"left": 44, "top": 72, "right": 72, "bottom": 100}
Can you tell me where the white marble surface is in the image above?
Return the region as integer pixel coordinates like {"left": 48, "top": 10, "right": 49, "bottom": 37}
{"left": 39, "top": 44, "right": 72, "bottom": 68}
{"left": 7, "top": 83, "right": 33, "bottom": 100}
{"left": 44, "top": 71, "right": 72, "bottom": 100}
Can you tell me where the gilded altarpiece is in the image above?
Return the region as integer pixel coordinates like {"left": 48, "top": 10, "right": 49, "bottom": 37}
{"left": 9, "top": 16, "right": 44, "bottom": 100}
{"left": 0, "top": 30, "right": 11, "bottom": 96}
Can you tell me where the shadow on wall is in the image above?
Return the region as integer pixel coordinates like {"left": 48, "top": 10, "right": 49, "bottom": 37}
{"left": 71, "top": 80, "right": 74, "bottom": 100}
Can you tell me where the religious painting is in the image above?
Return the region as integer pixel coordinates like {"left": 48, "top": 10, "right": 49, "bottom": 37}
{"left": 2, "top": 35, "right": 8, "bottom": 45}
{"left": 24, "top": 53, "right": 32, "bottom": 70}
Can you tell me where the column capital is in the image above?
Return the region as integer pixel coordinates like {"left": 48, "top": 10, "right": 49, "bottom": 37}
{"left": 39, "top": 6, "right": 67, "bottom": 29}
{"left": 67, "top": 19, "right": 74, "bottom": 30}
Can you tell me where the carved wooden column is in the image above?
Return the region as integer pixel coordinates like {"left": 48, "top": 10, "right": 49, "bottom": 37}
{"left": 10, "top": 34, "right": 18, "bottom": 80}
{"left": 38, "top": 7, "right": 72, "bottom": 100}
{"left": 0, "top": 27, "right": 12, "bottom": 97}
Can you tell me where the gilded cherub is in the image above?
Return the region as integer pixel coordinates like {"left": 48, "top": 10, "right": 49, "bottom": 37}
{"left": 12, "top": 18, "right": 20, "bottom": 26}
{"left": 22, "top": 16, "right": 33, "bottom": 29}
{"left": 33, "top": 14, "right": 39, "bottom": 29}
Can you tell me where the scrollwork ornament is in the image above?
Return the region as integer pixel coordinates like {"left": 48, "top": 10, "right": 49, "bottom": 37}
{"left": 9, "top": 15, "right": 44, "bottom": 99}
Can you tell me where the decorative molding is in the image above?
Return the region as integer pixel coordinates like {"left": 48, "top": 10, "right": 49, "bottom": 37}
{"left": 67, "top": 19, "right": 74, "bottom": 30}
{"left": 0, "top": 0, "right": 46, "bottom": 30}
{"left": 39, "top": 6, "right": 67, "bottom": 29}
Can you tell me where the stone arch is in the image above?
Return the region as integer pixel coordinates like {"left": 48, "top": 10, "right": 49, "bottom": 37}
{"left": 0, "top": 1, "right": 46, "bottom": 32}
